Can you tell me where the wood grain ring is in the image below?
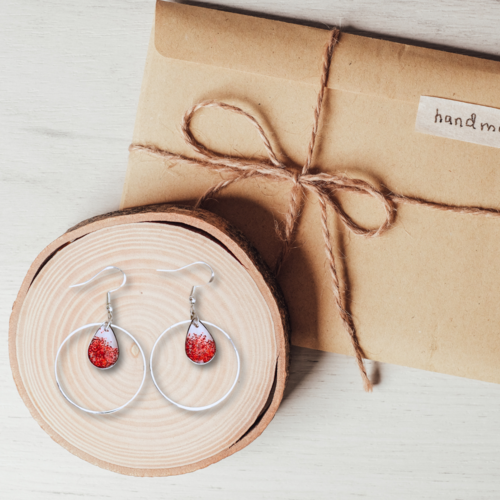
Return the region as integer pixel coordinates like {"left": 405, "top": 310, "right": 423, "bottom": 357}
{"left": 9, "top": 204, "right": 290, "bottom": 476}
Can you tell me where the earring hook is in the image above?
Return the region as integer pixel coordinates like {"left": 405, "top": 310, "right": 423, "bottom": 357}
{"left": 157, "top": 261, "right": 215, "bottom": 296}
{"left": 157, "top": 262, "right": 214, "bottom": 327}
{"left": 69, "top": 266, "right": 127, "bottom": 294}
{"left": 70, "top": 266, "right": 126, "bottom": 327}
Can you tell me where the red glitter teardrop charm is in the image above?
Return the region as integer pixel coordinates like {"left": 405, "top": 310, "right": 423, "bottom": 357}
{"left": 88, "top": 325, "right": 119, "bottom": 369}
{"left": 185, "top": 320, "right": 216, "bottom": 365}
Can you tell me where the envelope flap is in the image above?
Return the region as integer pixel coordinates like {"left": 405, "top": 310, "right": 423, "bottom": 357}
{"left": 155, "top": 1, "right": 330, "bottom": 85}
{"left": 332, "top": 34, "right": 500, "bottom": 106}
{"left": 155, "top": 1, "right": 500, "bottom": 107}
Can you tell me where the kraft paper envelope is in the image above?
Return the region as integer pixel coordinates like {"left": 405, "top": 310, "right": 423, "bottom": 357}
{"left": 122, "top": 1, "right": 500, "bottom": 383}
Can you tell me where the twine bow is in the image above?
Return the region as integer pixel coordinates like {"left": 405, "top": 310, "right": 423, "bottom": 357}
{"left": 130, "top": 29, "right": 500, "bottom": 391}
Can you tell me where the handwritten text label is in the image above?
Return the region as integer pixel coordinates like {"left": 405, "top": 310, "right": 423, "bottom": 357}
{"left": 415, "top": 96, "right": 500, "bottom": 149}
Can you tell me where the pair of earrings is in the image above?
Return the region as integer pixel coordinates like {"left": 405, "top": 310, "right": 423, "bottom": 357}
{"left": 54, "top": 263, "right": 240, "bottom": 415}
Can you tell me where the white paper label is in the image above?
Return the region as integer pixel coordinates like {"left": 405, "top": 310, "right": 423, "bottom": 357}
{"left": 415, "top": 96, "right": 500, "bottom": 149}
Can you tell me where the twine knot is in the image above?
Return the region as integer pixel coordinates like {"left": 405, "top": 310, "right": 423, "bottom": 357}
{"left": 292, "top": 170, "right": 302, "bottom": 187}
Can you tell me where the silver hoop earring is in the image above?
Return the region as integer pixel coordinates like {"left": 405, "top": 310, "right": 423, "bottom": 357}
{"left": 151, "top": 262, "right": 240, "bottom": 411}
{"left": 54, "top": 266, "right": 146, "bottom": 415}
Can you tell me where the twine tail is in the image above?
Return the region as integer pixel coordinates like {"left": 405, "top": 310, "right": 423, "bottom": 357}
{"left": 195, "top": 177, "right": 239, "bottom": 209}
{"left": 318, "top": 192, "right": 373, "bottom": 392}
{"left": 274, "top": 180, "right": 304, "bottom": 275}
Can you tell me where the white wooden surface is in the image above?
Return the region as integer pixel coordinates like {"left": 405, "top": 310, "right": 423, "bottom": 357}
{"left": 2, "top": 1, "right": 500, "bottom": 498}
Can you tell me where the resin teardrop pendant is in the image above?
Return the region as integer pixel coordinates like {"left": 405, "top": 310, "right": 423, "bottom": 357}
{"left": 88, "top": 325, "right": 119, "bottom": 369}
{"left": 185, "top": 320, "right": 216, "bottom": 365}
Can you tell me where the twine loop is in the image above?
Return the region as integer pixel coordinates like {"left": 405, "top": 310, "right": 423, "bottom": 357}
{"left": 178, "top": 98, "right": 396, "bottom": 244}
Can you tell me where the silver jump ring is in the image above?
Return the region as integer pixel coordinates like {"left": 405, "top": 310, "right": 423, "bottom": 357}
{"left": 150, "top": 320, "right": 240, "bottom": 412}
{"left": 55, "top": 323, "right": 147, "bottom": 415}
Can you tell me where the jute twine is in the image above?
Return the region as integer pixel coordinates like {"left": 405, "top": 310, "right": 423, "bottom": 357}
{"left": 130, "top": 30, "right": 500, "bottom": 391}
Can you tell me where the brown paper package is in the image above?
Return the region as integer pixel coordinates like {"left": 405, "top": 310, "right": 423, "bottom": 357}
{"left": 122, "top": 1, "right": 500, "bottom": 384}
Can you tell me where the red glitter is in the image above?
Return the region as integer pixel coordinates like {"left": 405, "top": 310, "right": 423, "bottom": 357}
{"left": 88, "top": 336, "right": 119, "bottom": 369}
{"left": 185, "top": 333, "right": 216, "bottom": 364}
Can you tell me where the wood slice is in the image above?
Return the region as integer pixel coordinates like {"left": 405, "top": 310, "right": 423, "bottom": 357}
{"left": 9, "top": 204, "right": 289, "bottom": 476}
